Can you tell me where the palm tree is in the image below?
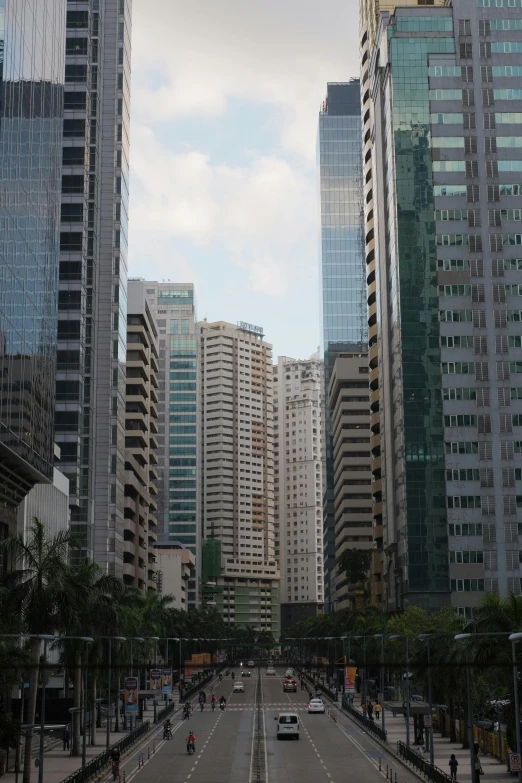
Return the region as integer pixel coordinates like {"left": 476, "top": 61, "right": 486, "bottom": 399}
{"left": 0, "top": 518, "right": 80, "bottom": 783}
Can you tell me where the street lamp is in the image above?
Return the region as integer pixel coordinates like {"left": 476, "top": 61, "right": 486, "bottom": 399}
{"left": 150, "top": 637, "right": 160, "bottom": 724}
{"left": 353, "top": 636, "right": 368, "bottom": 706}
{"left": 374, "top": 634, "right": 386, "bottom": 735}
{"left": 509, "top": 632, "right": 522, "bottom": 783}
{"left": 127, "top": 637, "right": 144, "bottom": 731}
{"left": 455, "top": 633, "right": 478, "bottom": 782}
{"left": 418, "top": 633, "right": 434, "bottom": 765}
{"left": 389, "top": 634, "right": 410, "bottom": 747}
{"left": 35, "top": 635, "right": 55, "bottom": 783}
{"left": 97, "top": 637, "right": 126, "bottom": 748}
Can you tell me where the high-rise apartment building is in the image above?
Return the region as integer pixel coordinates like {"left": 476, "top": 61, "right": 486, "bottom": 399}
{"left": 56, "top": 0, "right": 132, "bottom": 571}
{"left": 0, "top": 0, "right": 65, "bottom": 537}
{"left": 140, "top": 282, "right": 199, "bottom": 607}
{"left": 124, "top": 282, "right": 159, "bottom": 591}
{"left": 273, "top": 355, "right": 325, "bottom": 630}
{"left": 199, "top": 321, "right": 280, "bottom": 635}
{"left": 359, "top": 0, "right": 445, "bottom": 612}
{"left": 368, "top": 0, "right": 522, "bottom": 615}
{"left": 318, "top": 81, "right": 366, "bottom": 608}
{"left": 328, "top": 355, "right": 373, "bottom": 610}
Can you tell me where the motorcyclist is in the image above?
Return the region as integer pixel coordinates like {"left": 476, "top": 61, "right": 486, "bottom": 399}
{"left": 231, "top": 671, "right": 235, "bottom": 680}
{"left": 211, "top": 694, "right": 217, "bottom": 710}
{"left": 186, "top": 730, "right": 196, "bottom": 754}
{"left": 199, "top": 693, "right": 205, "bottom": 711}
{"left": 163, "top": 719, "right": 172, "bottom": 739}
{"left": 219, "top": 695, "right": 227, "bottom": 710}
{"left": 183, "top": 701, "right": 192, "bottom": 720}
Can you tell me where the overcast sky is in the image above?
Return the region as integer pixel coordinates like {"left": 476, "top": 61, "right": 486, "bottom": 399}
{"left": 128, "top": 0, "right": 360, "bottom": 359}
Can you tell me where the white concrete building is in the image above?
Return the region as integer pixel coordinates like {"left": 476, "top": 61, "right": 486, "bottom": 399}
{"left": 17, "top": 468, "right": 70, "bottom": 540}
{"left": 199, "top": 321, "right": 280, "bottom": 635}
{"left": 154, "top": 543, "right": 195, "bottom": 610}
{"left": 273, "top": 355, "right": 325, "bottom": 631}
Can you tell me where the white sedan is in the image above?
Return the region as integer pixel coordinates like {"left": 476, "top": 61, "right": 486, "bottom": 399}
{"left": 233, "top": 681, "right": 245, "bottom": 692}
{"left": 308, "top": 698, "right": 325, "bottom": 714}
{"left": 266, "top": 667, "right": 276, "bottom": 676}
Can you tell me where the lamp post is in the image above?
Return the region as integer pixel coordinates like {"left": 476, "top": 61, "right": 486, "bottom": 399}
{"left": 88, "top": 636, "right": 127, "bottom": 750}
{"left": 374, "top": 634, "right": 386, "bottom": 735}
{"left": 353, "top": 636, "right": 368, "bottom": 706}
{"left": 455, "top": 634, "right": 478, "bottom": 782}
{"left": 80, "top": 637, "right": 94, "bottom": 767}
{"left": 389, "top": 634, "right": 410, "bottom": 747}
{"left": 418, "top": 634, "right": 434, "bottom": 765}
{"left": 35, "top": 635, "right": 55, "bottom": 783}
{"left": 509, "top": 632, "right": 522, "bottom": 783}
{"left": 127, "top": 637, "right": 144, "bottom": 730}
{"left": 150, "top": 637, "right": 160, "bottom": 724}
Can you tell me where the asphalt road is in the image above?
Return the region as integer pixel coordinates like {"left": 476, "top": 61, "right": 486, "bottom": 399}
{"left": 106, "top": 667, "right": 422, "bottom": 783}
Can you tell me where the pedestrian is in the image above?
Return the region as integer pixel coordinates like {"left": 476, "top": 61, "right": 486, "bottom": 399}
{"left": 362, "top": 703, "right": 367, "bottom": 718}
{"left": 368, "top": 701, "right": 374, "bottom": 721}
{"left": 473, "top": 745, "right": 483, "bottom": 783}
{"left": 416, "top": 734, "right": 424, "bottom": 755}
{"left": 63, "top": 725, "right": 70, "bottom": 751}
{"left": 375, "top": 703, "right": 381, "bottom": 721}
{"left": 349, "top": 692, "right": 354, "bottom": 707}
{"left": 449, "top": 754, "right": 458, "bottom": 781}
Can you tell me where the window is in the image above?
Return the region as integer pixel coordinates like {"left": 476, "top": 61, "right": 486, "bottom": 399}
{"left": 432, "top": 137, "right": 465, "bottom": 148}
{"left": 449, "top": 550, "right": 483, "bottom": 564}
{"left": 448, "top": 523, "right": 482, "bottom": 536}
{"left": 440, "top": 310, "right": 473, "bottom": 322}
{"left": 443, "top": 387, "right": 476, "bottom": 400}
{"left": 437, "top": 259, "right": 469, "bottom": 271}
{"left": 434, "top": 185, "right": 467, "bottom": 197}
{"left": 444, "top": 414, "right": 477, "bottom": 426}
{"left": 447, "top": 469, "right": 480, "bottom": 481}
{"left": 440, "top": 335, "right": 474, "bottom": 347}
{"left": 433, "top": 161, "right": 466, "bottom": 172}
{"left": 431, "top": 113, "right": 464, "bottom": 124}
{"left": 445, "top": 441, "right": 478, "bottom": 454}
{"left": 439, "top": 284, "right": 471, "bottom": 295}
{"left": 496, "top": 113, "right": 522, "bottom": 124}
{"left": 442, "top": 362, "right": 475, "bottom": 374}
{"left": 430, "top": 89, "right": 463, "bottom": 100}
{"left": 450, "top": 579, "right": 485, "bottom": 592}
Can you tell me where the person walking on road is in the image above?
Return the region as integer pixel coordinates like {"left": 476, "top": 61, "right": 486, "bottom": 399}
{"left": 449, "top": 754, "right": 458, "bottom": 781}
{"left": 375, "top": 703, "right": 381, "bottom": 721}
{"left": 63, "top": 725, "right": 70, "bottom": 751}
{"left": 367, "top": 700, "right": 374, "bottom": 721}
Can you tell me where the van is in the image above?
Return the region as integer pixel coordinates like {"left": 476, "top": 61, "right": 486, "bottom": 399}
{"left": 275, "top": 713, "right": 300, "bottom": 740}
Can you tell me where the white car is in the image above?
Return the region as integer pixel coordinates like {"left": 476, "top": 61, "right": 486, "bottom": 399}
{"left": 285, "top": 668, "right": 294, "bottom": 678}
{"left": 275, "top": 713, "right": 300, "bottom": 740}
{"left": 233, "top": 681, "right": 245, "bottom": 692}
{"left": 308, "top": 698, "right": 325, "bottom": 714}
{"left": 247, "top": 660, "right": 255, "bottom": 667}
{"left": 266, "top": 667, "right": 276, "bottom": 676}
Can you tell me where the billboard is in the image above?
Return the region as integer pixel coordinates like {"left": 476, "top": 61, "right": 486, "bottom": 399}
{"left": 162, "top": 667, "right": 172, "bottom": 694}
{"left": 184, "top": 666, "right": 193, "bottom": 683}
{"left": 345, "top": 666, "right": 356, "bottom": 693}
{"left": 124, "top": 677, "right": 138, "bottom": 713}
{"left": 150, "top": 668, "right": 162, "bottom": 693}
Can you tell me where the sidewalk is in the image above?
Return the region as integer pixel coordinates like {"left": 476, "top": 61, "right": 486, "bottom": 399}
{"left": 354, "top": 700, "right": 515, "bottom": 783}
{"left": 2, "top": 699, "right": 166, "bottom": 783}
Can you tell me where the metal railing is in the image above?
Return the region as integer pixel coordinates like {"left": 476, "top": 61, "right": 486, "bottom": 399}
{"left": 397, "top": 741, "right": 453, "bottom": 783}
{"left": 60, "top": 720, "right": 150, "bottom": 783}
{"left": 341, "top": 694, "right": 387, "bottom": 742}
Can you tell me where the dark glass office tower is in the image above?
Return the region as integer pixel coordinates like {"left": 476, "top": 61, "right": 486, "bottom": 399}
{"left": 318, "top": 81, "right": 366, "bottom": 609}
{"left": 0, "top": 0, "right": 65, "bottom": 528}
{"left": 57, "top": 0, "right": 132, "bottom": 572}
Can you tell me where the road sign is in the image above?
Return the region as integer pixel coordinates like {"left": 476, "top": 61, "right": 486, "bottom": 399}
{"left": 510, "top": 753, "right": 521, "bottom": 772}
{"left": 424, "top": 715, "right": 432, "bottom": 728}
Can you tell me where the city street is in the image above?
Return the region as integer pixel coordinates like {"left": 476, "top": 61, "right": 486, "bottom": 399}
{"left": 102, "top": 667, "right": 422, "bottom": 783}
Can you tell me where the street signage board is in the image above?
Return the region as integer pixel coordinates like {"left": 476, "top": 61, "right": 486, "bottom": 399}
{"left": 424, "top": 715, "right": 432, "bottom": 728}
{"left": 510, "top": 753, "right": 521, "bottom": 772}
{"left": 162, "top": 667, "right": 172, "bottom": 694}
{"left": 124, "top": 677, "right": 138, "bottom": 713}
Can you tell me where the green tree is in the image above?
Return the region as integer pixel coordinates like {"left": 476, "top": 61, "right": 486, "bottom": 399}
{"left": 0, "top": 518, "right": 80, "bottom": 783}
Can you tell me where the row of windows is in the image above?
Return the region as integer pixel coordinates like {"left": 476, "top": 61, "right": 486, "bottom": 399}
{"left": 447, "top": 469, "right": 480, "bottom": 481}
{"left": 449, "top": 523, "right": 482, "bottom": 535}
{"left": 443, "top": 387, "right": 476, "bottom": 400}
{"left": 445, "top": 415, "right": 477, "bottom": 427}
{"left": 451, "top": 579, "right": 485, "bottom": 592}
{"left": 430, "top": 65, "right": 522, "bottom": 77}
{"left": 434, "top": 161, "right": 522, "bottom": 173}
{"left": 449, "top": 550, "right": 484, "bottom": 563}
{"left": 437, "top": 259, "right": 469, "bottom": 270}
{"left": 436, "top": 184, "right": 522, "bottom": 197}
{"left": 432, "top": 112, "right": 522, "bottom": 124}
{"left": 433, "top": 138, "right": 522, "bottom": 151}
{"left": 441, "top": 335, "right": 474, "bottom": 347}
{"left": 478, "top": 0, "right": 522, "bottom": 6}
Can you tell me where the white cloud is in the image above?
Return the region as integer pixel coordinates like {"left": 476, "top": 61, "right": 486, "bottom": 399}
{"left": 131, "top": 0, "right": 359, "bottom": 160}
{"left": 129, "top": 126, "right": 317, "bottom": 296}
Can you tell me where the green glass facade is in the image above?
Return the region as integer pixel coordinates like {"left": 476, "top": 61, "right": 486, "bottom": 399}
{"left": 378, "top": 21, "right": 455, "bottom": 608}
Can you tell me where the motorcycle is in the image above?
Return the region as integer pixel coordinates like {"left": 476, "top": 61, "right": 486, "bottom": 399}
{"left": 163, "top": 727, "right": 173, "bottom": 740}
{"left": 111, "top": 760, "right": 120, "bottom": 781}
{"left": 183, "top": 709, "right": 191, "bottom": 721}
{"left": 212, "top": 701, "right": 216, "bottom": 711}
{"left": 219, "top": 701, "right": 226, "bottom": 711}
{"left": 187, "top": 740, "right": 195, "bottom": 755}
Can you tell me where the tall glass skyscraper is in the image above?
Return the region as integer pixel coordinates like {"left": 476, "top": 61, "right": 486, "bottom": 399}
{"left": 142, "top": 282, "right": 199, "bottom": 607}
{"left": 0, "top": 0, "right": 65, "bottom": 526}
{"left": 318, "top": 81, "right": 366, "bottom": 608}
